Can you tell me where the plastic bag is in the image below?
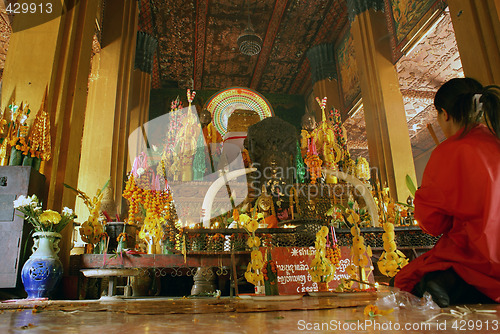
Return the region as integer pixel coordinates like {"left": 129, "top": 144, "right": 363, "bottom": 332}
{"left": 375, "top": 290, "right": 440, "bottom": 313}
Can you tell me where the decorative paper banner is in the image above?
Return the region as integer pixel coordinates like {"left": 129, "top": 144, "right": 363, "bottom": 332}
{"left": 261, "top": 246, "right": 374, "bottom": 295}
{"left": 205, "top": 87, "right": 274, "bottom": 137}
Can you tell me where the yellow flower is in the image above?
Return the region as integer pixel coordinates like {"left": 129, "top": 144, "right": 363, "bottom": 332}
{"left": 94, "top": 224, "right": 103, "bottom": 236}
{"left": 232, "top": 209, "right": 240, "bottom": 221}
{"left": 385, "top": 251, "right": 398, "bottom": 261}
{"left": 88, "top": 214, "right": 98, "bottom": 225}
{"left": 251, "top": 250, "right": 263, "bottom": 262}
{"left": 384, "top": 241, "right": 397, "bottom": 253}
{"left": 366, "top": 245, "right": 373, "bottom": 257}
{"left": 310, "top": 256, "right": 321, "bottom": 268}
{"left": 377, "top": 259, "right": 388, "bottom": 275}
{"left": 350, "top": 225, "right": 359, "bottom": 235}
{"left": 352, "top": 235, "right": 364, "bottom": 244}
{"left": 252, "top": 260, "right": 264, "bottom": 270}
{"left": 364, "top": 304, "right": 394, "bottom": 317}
{"left": 39, "top": 210, "right": 61, "bottom": 225}
{"left": 239, "top": 214, "right": 251, "bottom": 224}
{"left": 244, "top": 271, "right": 255, "bottom": 284}
{"left": 316, "top": 247, "right": 326, "bottom": 257}
{"left": 318, "top": 226, "right": 329, "bottom": 238}
{"left": 383, "top": 222, "right": 394, "bottom": 232}
{"left": 315, "top": 237, "right": 326, "bottom": 249}
{"left": 247, "top": 236, "right": 261, "bottom": 248}
{"left": 246, "top": 219, "right": 259, "bottom": 233}
{"left": 359, "top": 256, "right": 369, "bottom": 267}
{"left": 346, "top": 265, "right": 357, "bottom": 277}
{"left": 388, "top": 270, "right": 399, "bottom": 277}
{"left": 356, "top": 243, "right": 366, "bottom": 253}
{"left": 364, "top": 304, "right": 380, "bottom": 317}
{"left": 386, "top": 260, "right": 398, "bottom": 272}
{"left": 80, "top": 221, "right": 93, "bottom": 236}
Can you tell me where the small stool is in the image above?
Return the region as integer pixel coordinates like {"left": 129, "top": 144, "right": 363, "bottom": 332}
{"left": 81, "top": 268, "right": 140, "bottom": 300}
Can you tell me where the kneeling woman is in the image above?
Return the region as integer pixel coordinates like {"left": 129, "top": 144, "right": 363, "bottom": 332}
{"left": 394, "top": 78, "right": 500, "bottom": 307}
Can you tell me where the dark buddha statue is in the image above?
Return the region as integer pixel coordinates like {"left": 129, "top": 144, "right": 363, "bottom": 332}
{"left": 199, "top": 108, "right": 212, "bottom": 129}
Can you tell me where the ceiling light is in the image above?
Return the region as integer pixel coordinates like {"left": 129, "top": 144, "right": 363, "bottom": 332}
{"left": 237, "top": 15, "right": 262, "bottom": 56}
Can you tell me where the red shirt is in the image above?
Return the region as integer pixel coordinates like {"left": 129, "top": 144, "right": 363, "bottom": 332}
{"left": 395, "top": 124, "right": 500, "bottom": 302}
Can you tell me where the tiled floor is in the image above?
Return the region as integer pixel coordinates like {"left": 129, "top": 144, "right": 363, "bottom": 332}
{"left": 0, "top": 294, "right": 499, "bottom": 333}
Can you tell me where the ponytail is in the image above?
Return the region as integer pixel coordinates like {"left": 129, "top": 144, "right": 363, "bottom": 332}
{"left": 481, "top": 85, "right": 500, "bottom": 140}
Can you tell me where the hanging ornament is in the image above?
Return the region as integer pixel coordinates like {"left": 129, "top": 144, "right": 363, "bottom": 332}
{"left": 28, "top": 87, "right": 52, "bottom": 161}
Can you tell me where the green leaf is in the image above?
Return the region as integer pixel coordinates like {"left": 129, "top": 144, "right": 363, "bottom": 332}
{"left": 63, "top": 182, "right": 79, "bottom": 193}
{"left": 405, "top": 174, "right": 416, "bottom": 197}
{"left": 325, "top": 206, "right": 335, "bottom": 216}
{"left": 100, "top": 178, "right": 110, "bottom": 194}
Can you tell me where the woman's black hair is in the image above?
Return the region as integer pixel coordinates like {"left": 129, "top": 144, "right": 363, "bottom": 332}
{"left": 434, "top": 77, "right": 500, "bottom": 139}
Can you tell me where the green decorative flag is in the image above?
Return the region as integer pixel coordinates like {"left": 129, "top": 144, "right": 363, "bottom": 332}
{"left": 295, "top": 140, "right": 306, "bottom": 183}
{"left": 192, "top": 134, "right": 206, "bottom": 180}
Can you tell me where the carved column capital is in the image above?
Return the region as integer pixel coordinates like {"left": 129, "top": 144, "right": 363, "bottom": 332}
{"left": 347, "top": 0, "right": 385, "bottom": 22}
{"left": 306, "top": 43, "right": 337, "bottom": 85}
{"left": 134, "top": 31, "right": 158, "bottom": 74}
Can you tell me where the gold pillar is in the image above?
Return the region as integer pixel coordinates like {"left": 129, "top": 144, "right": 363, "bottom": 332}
{"left": 76, "top": 0, "right": 138, "bottom": 221}
{"left": 1, "top": 0, "right": 99, "bottom": 271}
{"left": 351, "top": 9, "right": 417, "bottom": 202}
{"left": 447, "top": 0, "right": 500, "bottom": 85}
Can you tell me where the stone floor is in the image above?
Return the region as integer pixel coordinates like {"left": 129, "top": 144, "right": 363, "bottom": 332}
{"left": 0, "top": 293, "right": 499, "bottom": 333}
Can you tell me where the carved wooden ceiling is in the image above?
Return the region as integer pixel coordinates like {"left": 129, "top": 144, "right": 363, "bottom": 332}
{"left": 143, "top": 1, "right": 463, "bottom": 160}
{"left": 145, "top": 0, "right": 347, "bottom": 94}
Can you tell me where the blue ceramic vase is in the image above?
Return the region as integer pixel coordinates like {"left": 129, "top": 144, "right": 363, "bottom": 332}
{"left": 21, "top": 232, "right": 63, "bottom": 299}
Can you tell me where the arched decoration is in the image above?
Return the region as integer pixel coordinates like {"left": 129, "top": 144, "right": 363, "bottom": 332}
{"left": 201, "top": 168, "right": 257, "bottom": 227}
{"left": 322, "top": 168, "right": 380, "bottom": 226}
{"left": 204, "top": 87, "right": 274, "bottom": 137}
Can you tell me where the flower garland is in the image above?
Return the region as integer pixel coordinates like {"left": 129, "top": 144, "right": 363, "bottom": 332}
{"left": 308, "top": 226, "right": 336, "bottom": 284}
{"left": 163, "top": 217, "right": 178, "bottom": 250}
{"left": 137, "top": 186, "right": 172, "bottom": 252}
{"left": 262, "top": 250, "right": 279, "bottom": 295}
{"left": 337, "top": 210, "right": 373, "bottom": 291}
{"left": 325, "top": 226, "right": 341, "bottom": 267}
{"left": 122, "top": 174, "right": 145, "bottom": 225}
{"left": 241, "top": 213, "right": 265, "bottom": 287}
{"left": 27, "top": 95, "right": 52, "bottom": 162}
{"left": 304, "top": 139, "right": 322, "bottom": 184}
{"left": 377, "top": 208, "right": 409, "bottom": 277}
